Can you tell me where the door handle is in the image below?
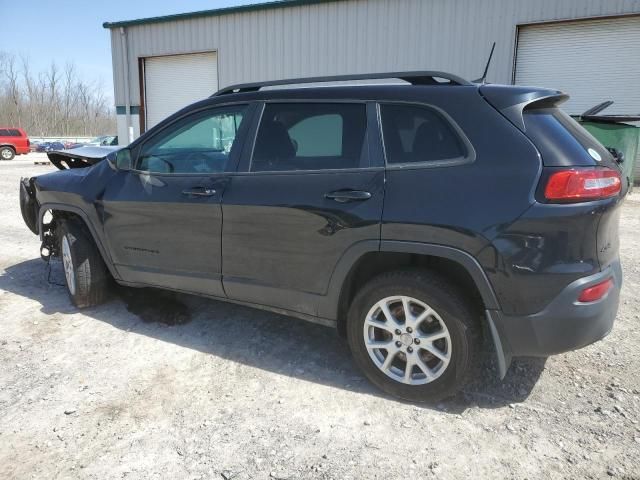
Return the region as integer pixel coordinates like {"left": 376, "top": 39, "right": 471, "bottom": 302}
{"left": 325, "top": 190, "right": 372, "bottom": 203}
{"left": 182, "top": 187, "right": 217, "bottom": 197}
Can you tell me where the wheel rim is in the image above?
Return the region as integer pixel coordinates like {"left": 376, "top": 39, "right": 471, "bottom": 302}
{"left": 363, "top": 295, "right": 451, "bottom": 385}
{"left": 1, "top": 149, "right": 12, "bottom": 159}
{"left": 61, "top": 236, "right": 76, "bottom": 295}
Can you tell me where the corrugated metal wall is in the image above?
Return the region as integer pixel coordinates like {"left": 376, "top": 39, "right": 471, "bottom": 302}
{"left": 107, "top": 0, "right": 640, "bottom": 108}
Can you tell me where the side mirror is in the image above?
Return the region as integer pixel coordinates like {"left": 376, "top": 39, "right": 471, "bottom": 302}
{"left": 106, "top": 148, "right": 132, "bottom": 171}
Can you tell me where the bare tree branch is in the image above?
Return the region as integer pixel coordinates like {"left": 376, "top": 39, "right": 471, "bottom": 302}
{"left": 0, "top": 51, "right": 115, "bottom": 137}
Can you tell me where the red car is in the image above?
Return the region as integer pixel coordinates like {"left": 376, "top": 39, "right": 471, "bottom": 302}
{"left": 0, "top": 127, "right": 30, "bottom": 160}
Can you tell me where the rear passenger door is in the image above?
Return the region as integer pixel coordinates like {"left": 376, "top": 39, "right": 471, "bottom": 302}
{"left": 221, "top": 101, "right": 384, "bottom": 316}
{"left": 377, "top": 102, "right": 477, "bottom": 244}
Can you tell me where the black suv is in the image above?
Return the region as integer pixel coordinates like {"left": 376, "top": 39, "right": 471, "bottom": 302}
{"left": 20, "top": 72, "right": 626, "bottom": 402}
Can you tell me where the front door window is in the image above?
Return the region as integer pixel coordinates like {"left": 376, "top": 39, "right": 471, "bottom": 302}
{"left": 137, "top": 105, "right": 248, "bottom": 174}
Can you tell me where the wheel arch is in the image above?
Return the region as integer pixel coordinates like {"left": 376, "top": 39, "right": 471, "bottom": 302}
{"left": 325, "top": 240, "right": 500, "bottom": 331}
{"left": 37, "top": 204, "right": 120, "bottom": 281}
{"left": 325, "top": 240, "right": 508, "bottom": 378}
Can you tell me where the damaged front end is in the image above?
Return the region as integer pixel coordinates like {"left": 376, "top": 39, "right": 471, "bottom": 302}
{"left": 20, "top": 146, "right": 119, "bottom": 261}
{"left": 47, "top": 145, "right": 120, "bottom": 170}
{"left": 19, "top": 177, "right": 39, "bottom": 234}
{"left": 20, "top": 177, "right": 57, "bottom": 261}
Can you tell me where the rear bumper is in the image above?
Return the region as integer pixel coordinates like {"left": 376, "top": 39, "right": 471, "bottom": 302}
{"left": 488, "top": 259, "right": 622, "bottom": 361}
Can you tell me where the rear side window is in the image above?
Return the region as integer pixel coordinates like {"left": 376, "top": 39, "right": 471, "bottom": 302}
{"left": 0, "top": 129, "right": 8, "bottom": 136}
{"left": 8, "top": 129, "right": 21, "bottom": 137}
{"left": 251, "top": 103, "right": 367, "bottom": 172}
{"left": 523, "top": 108, "right": 612, "bottom": 165}
{"left": 380, "top": 104, "right": 467, "bottom": 165}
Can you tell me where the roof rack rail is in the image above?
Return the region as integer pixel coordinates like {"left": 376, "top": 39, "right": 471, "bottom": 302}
{"left": 213, "top": 71, "right": 472, "bottom": 96}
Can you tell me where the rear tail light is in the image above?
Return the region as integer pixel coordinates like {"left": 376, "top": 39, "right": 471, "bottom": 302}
{"left": 578, "top": 278, "right": 613, "bottom": 303}
{"left": 544, "top": 168, "right": 621, "bottom": 202}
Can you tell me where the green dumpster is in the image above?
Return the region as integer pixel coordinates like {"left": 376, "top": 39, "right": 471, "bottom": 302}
{"left": 576, "top": 113, "right": 640, "bottom": 190}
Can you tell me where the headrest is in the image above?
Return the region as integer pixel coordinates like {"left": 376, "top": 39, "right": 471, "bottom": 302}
{"left": 255, "top": 120, "right": 296, "bottom": 159}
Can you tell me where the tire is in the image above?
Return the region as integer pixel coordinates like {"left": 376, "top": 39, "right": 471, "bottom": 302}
{"left": 58, "top": 218, "right": 110, "bottom": 308}
{"left": 0, "top": 146, "right": 15, "bottom": 161}
{"left": 346, "top": 269, "right": 482, "bottom": 402}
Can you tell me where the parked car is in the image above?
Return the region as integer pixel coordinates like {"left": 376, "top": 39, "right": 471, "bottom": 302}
{"left": 67, "top": 135, "right": 118, "bottom": 149}
{"left": 30, "top": 140, "right": 42, "bottom": 152}
{"left": 19, "top": 71, "right": 626, "bottom": 402}
{"left": 0, "top": 127, "right": 30, "bottom": 160}
{"left": 35, "top": 141, "right": 65, "bottom": 152}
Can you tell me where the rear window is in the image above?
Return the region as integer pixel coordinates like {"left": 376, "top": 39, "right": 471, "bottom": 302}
{"left": 380, "top": 104, "right": 468, "bottom": 165}
{"left": 523, "top": 108, "right": 612, "bottom": 166}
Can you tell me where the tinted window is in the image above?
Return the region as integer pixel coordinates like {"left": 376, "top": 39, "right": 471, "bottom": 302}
{"left": 380, "top": 104, "right": 466, "bottom": 164}
{"left": 138, "top": 105, "right": 247, "bottom": 174}
{"left": 8, "top": 129, "right": 21, "bottom": 137}
{"left": 251, "top": 103, "right": 367, "bottom": 172}
{"left": 523, "top": 108, "right": 612, "bottom": 166}
{"left": 0, "top": 129, "right": 8, "bottom": 136}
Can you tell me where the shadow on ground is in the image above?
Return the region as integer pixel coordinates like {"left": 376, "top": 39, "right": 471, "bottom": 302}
{"left": 1, "top": 258, "right": 546, "bottom": 412}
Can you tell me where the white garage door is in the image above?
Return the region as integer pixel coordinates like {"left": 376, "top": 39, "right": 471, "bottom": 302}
{"left": 144, "top": 52, "right": 218, "bottom": 129}
{"left": 515, "top": 16, "right": 640, "bottom": 116}
{"left": 516, "top": 16, "right": 640, "bottom": 183}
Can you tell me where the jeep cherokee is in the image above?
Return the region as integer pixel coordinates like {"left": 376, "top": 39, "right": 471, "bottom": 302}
{"left": 19, "top": 71, "right": 626, "bottom": 402}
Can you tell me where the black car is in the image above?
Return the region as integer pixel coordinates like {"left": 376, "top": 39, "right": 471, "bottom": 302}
{"left": 19, "top": 71, "right": 626, "bottom": 402}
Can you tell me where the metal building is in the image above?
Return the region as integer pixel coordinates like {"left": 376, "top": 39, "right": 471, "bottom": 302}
{"left": 104, "top": 0, "right": 640, "bottom": 145}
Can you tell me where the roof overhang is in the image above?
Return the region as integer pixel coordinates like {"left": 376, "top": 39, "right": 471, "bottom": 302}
{"left": 103, "top": 0, "right": 345, "bottom": 29}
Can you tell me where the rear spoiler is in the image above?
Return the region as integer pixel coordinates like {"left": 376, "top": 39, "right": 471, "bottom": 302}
{"left": 47, "top": 146, "right": 121, "bottom": 170}
{"left": 479, "top": 84, "right": 569, "bottom": 132}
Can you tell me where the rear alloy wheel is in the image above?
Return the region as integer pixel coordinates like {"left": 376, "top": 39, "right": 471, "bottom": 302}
{"left": 363, "top": 295, "right": 452, "bottom": 385}
{"left": 0, "top": 146, "right": 15, "bottom": 161}
{"left": 347, "top": 270, "right": 481, "bottom": 402}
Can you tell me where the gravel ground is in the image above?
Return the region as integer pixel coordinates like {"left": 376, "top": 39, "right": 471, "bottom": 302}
{"left": 1, "top": 153, "right": 639, "bottom": 479}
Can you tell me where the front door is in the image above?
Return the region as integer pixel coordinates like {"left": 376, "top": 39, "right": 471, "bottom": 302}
{"left": 221, "top": 101, "right": 384, "bottom": 316}
{"left": 102, "top": 104, "right": 251, "bottom": 296}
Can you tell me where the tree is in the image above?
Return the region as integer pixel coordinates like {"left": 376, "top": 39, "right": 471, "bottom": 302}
{"left": 0, "top": 51, "right": 115, "bottom": 137}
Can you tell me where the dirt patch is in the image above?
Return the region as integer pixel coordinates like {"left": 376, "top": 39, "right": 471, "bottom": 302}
{"left": 117, "top": 286, "right": 192, "bottom": 326}
{"left": 47, "top": 258, "right": 192, "bottom": 326}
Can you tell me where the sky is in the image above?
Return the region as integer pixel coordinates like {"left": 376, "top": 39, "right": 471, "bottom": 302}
{"left": 2, "top": 0, "right": 266, "bottom": 102}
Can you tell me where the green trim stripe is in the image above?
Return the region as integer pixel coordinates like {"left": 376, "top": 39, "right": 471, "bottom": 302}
{"left": 103, "top": 0, "right": 345, "bottom": 29}
{"left": 116, "top": 106, "right": 141, "bottom": 115}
